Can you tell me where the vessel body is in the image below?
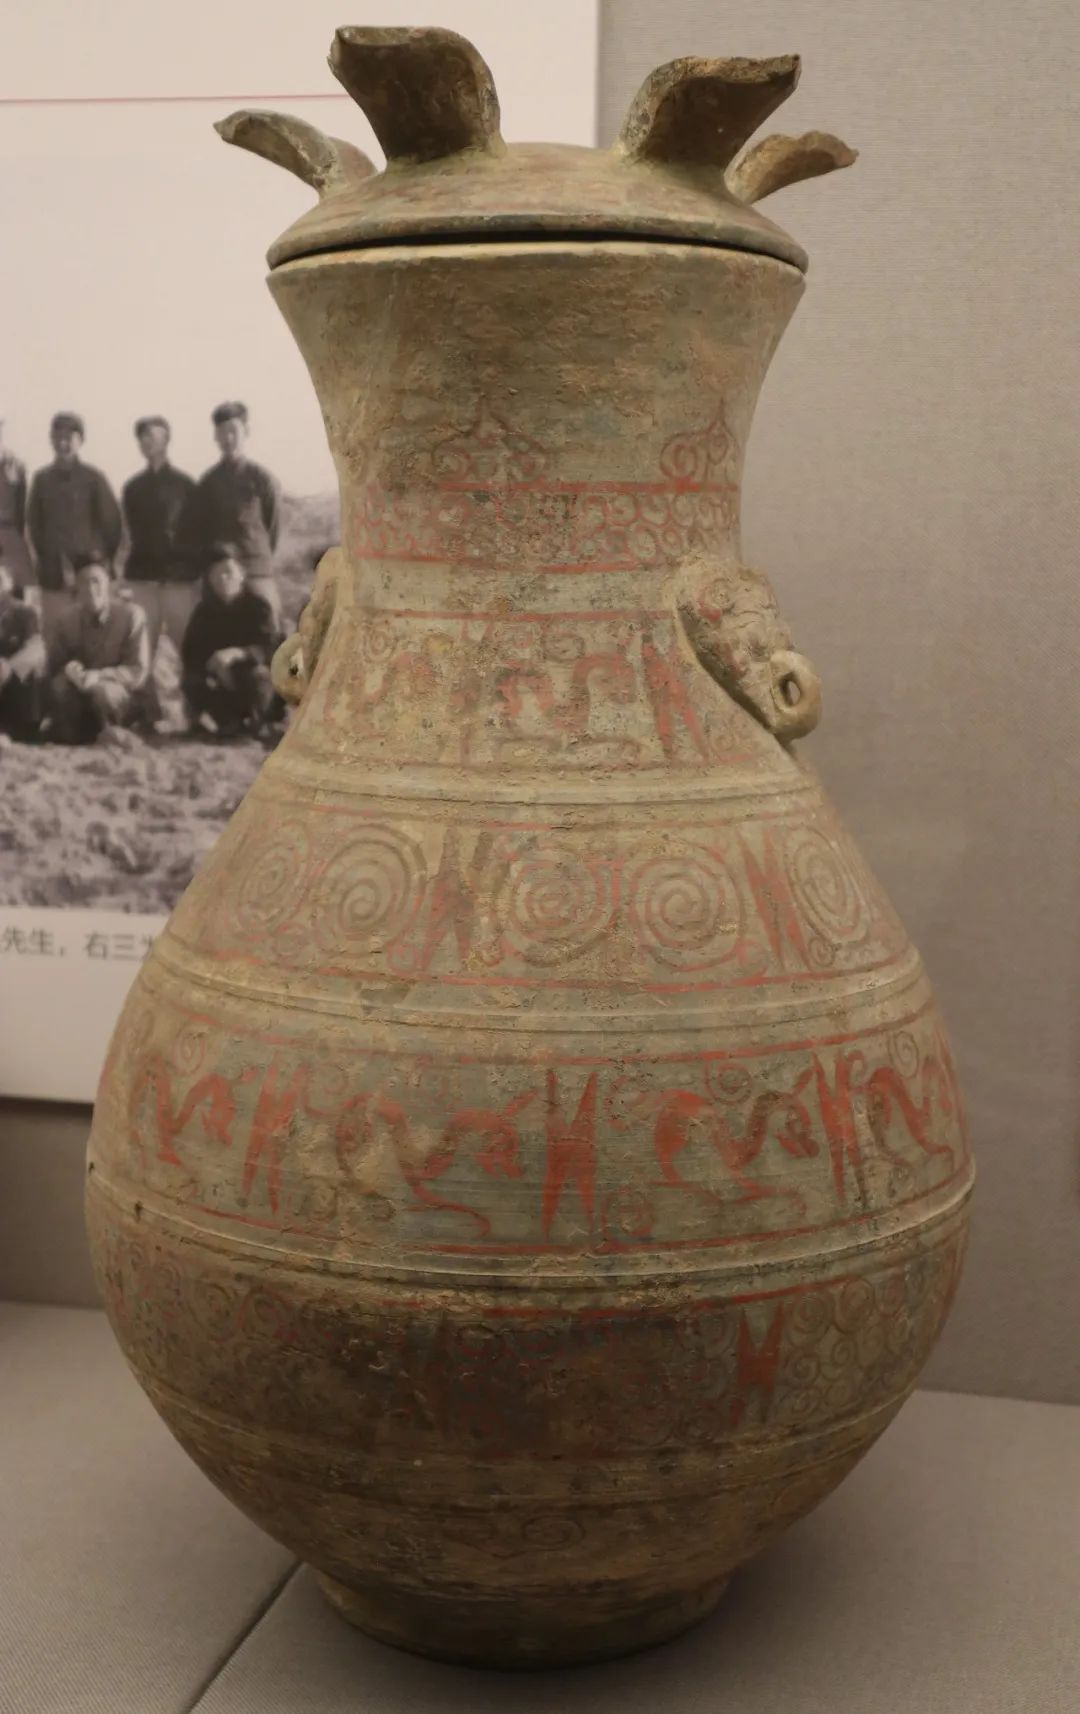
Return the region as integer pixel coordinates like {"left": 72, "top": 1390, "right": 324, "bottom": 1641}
{"left": 87, "top": 235, "right": 971, "bottom": 1667}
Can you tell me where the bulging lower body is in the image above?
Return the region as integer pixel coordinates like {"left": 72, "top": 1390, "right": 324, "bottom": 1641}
{"left": 85, "top": 727, "right": 972, "bottom": 1667}
{"left": 88, "top": 1186, "right": 967, "bottom": 1667}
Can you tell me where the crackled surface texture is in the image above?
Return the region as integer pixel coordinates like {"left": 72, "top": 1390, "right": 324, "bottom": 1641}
{"left": 86, "top": 27, "right": 971, "bottom": 1671}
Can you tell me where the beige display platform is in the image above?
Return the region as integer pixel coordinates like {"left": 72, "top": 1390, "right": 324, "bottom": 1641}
{"left": 3, "top": 1301, "right": 1076, "bottom": 1713}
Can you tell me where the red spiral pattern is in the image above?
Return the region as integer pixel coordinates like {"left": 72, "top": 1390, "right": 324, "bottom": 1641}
{"left": 658, "top": 410, "right": 734, "bottom": 482}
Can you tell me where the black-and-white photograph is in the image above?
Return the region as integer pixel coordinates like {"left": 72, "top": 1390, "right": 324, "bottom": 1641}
{"left": 0, "top": 97, "right": 341, "bottom": 916}
{"left": 0, "top": 1, "right": 596, "bottom": 1101}
{"left": 0, "top": 402, "right": 337, "bottom": 913}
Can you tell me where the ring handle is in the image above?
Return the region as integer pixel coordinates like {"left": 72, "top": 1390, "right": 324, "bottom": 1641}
{"left": 765, "top": 648, "right": 822, "bottom": 740}
{"left": 269, "top": 546, "right": 343, "bottom": 710}
{"left": 270, "top": 632, "right": 306, "bottom": 704}
{"left": 677, "top": 562, "right": 823, "bottom": 743}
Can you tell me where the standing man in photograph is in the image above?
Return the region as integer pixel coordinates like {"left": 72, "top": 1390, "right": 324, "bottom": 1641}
{"left": 26, "top": 412, "right": 122, "bottom": 644}
{"left": 47, "top": 555, "right": 150, "bottom": 744}
{"left": 183, "top": 401, "right": 283, "bottom": 626}
{"left": 0, "top": 418, "right": 32, "bottom": 589}
{"left": 121, "top": 415, "right": 197, "bottom": 658}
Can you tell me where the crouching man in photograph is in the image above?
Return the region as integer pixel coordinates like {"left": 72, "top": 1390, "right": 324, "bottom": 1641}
{"left": 0, "top": 555, "right": 46, "bottom": 741}
{"left": 47, "top": 555, "right": 151, "bottom": 744}
{"left": 181, "top": 543, "right": 281, "bottom": 738}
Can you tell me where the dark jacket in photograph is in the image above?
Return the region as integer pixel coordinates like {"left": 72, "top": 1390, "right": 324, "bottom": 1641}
{"left": 180, "top": 585, "right": 279, "bottom": 684}
{"left": 0, "top": 450, "right": 27, "bottom": 533}
{"left": 0, "top": 594, "right": 46, "bottom": 738}
{"left": 122, "top": 463, "right": 198, "bottom": 582}
{"left": 26, "top": 462, "right": 123, "bottom": 589}
{"left": 0, "top": 596, "right": 42, "bottom": 668}
{"left": 182, "top": 460, "right": 281, "bottom": 579}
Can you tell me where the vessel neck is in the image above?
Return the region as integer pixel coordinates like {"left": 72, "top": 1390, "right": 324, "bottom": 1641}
{"left": 272, "top": 240, "right": 802, "bottom": 616}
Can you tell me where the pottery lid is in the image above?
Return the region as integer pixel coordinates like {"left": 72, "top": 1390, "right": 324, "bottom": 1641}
{"left": 218, "top": 28, "right": 856, "bottom": 274}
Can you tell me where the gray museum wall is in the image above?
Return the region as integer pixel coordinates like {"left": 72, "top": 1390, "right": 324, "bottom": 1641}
{"left": 0, "top": 1103, "right": 97, "bottom": 1305}
{"left": 600, "top": 0, "right": 1080, "bottom": 1404}
{"left": 3, "top": 1, "right": 1078, "bottom": 1409}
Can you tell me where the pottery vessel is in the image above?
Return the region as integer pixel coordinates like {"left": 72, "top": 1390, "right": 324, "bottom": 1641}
{"left": 86, "top": 28, "right": 973, "bottom": 1669}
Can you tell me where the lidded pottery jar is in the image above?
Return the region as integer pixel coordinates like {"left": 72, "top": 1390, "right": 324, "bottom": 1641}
{"left": 86, "top": 28, "right": 974, "bottom": 1670}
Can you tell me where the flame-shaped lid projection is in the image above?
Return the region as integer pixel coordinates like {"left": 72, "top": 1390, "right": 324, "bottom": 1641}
{"left": 218, "top": 27, "right": 855, "bottom": 272}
